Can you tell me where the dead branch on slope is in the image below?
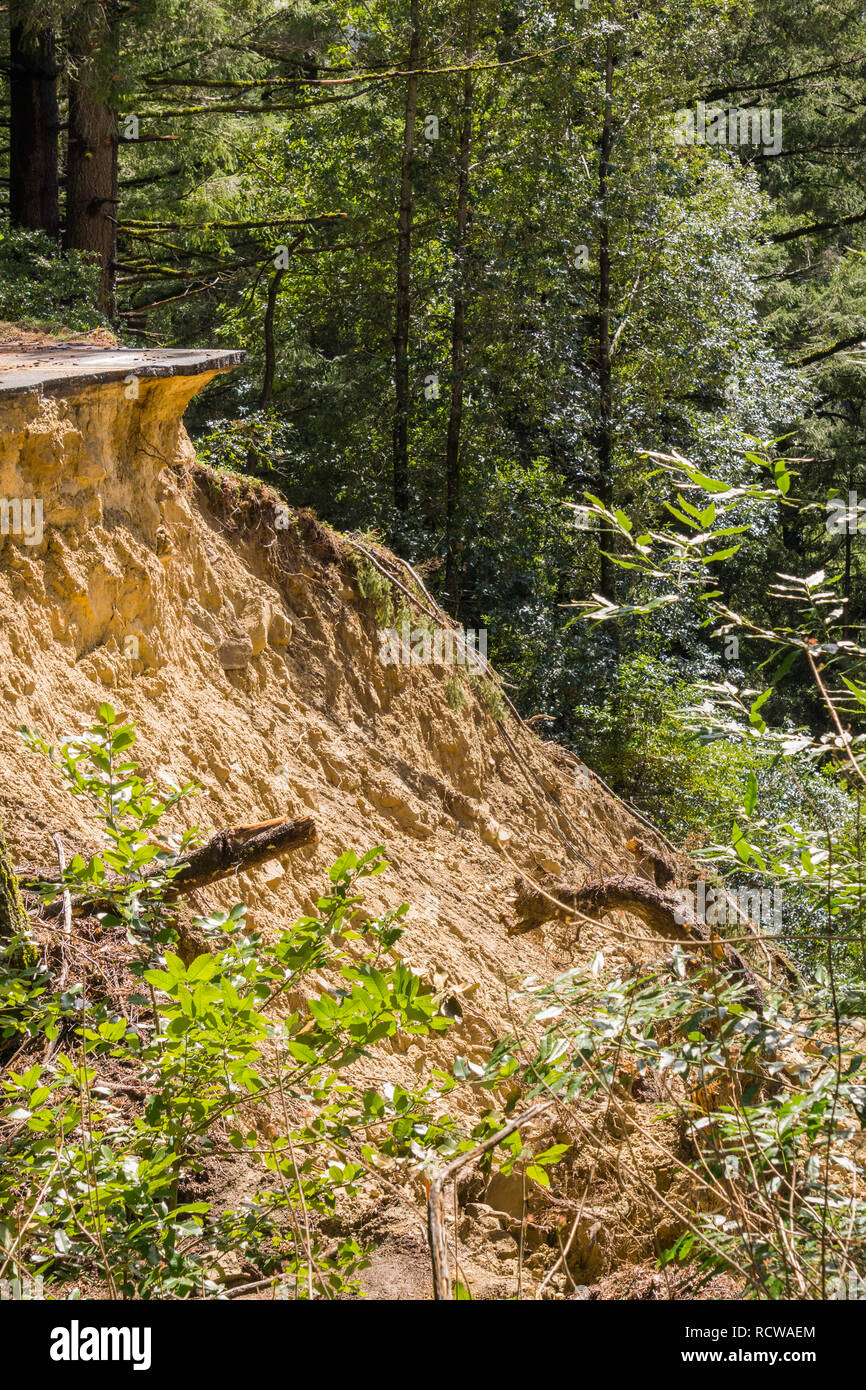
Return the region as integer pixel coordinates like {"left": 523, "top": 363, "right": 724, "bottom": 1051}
{"left": 23, "top": 816, "right": 318, "bottom": 920}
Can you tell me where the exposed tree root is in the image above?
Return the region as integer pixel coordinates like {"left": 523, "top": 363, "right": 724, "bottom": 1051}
{"left": 572, "top": 875, "right": 698, "bottom": 940}
{"left": 511, "top": 870, "right": 764, "bottom": 1006}
{"left": 624, "top": 836, "right": 677, "bottom": 888}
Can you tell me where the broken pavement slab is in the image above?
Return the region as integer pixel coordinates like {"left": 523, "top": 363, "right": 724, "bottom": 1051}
{"left": 0, "top": 345, "right": 245, "bottom": 397}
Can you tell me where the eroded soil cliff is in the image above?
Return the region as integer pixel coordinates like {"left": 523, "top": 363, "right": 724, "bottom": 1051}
{"left": 0, "top": 357, "right": 732, "bottom": 1298}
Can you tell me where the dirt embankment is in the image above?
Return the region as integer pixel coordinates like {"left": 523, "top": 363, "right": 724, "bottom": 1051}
{"left": 0, "top": 356, "right": 728, "bottom": 1298}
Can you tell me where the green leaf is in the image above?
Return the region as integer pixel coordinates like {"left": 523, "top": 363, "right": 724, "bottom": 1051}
{"left": 164, "top": 951, "right": 187, "bottom": 979}
{"left": 186, "top": 954, "right": 216, "bottom": 981}
{"left": 143, "top": 969, "right": 175, "bottom": 991}
{"left": 772, "top": 459, "right": 791, "bottom": 495}
{"left": 681, "top": 466, "right": 731, "bottom": 494}
{"left": 532, "top": 1143, "right": 570, "bottom": 1166}
{"left": 731, "top": 822, "right": 752, "bottom": 864}
{"left": 841, "top": 675, "right": 866, "bottom": 707}
{"left": 749, "top": 689, "right": 772, "bottom": 730}
{"left": 329, "top": 851, "right": 358, "bottom": 882}
{"left": 525, "top": 1164, "right": 550, "bottom": 1187}
{"left": 664, "top": 502, "right": 701, "bottom": 530}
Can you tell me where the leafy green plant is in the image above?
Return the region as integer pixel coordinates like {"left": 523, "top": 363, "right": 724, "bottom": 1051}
{"left": 0, "top": 708, "right": 454, "bottom": 1299}
{"left": 0, "top": 229, "right": 109, "bottom": 333}
{"left": 470, "top": 674, "right": 507, "bottom": 721}
{"left": 444, "top": 674, "right": 467, "bottom": 711}
{"left": 469, "top": 949, "right": 866, "bottom": 1299}
{"left": 573, "top": 449, "right": 866, "bottom": 977}
{"left": 352, "top": 554, "right": 395, "bottom": 628}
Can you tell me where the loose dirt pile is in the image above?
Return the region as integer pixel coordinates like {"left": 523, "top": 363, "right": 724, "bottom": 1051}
{"left": 0, "top": 360, "right": 731, "bottom": 1298}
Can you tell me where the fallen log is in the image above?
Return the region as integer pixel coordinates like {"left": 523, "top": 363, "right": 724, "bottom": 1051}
{"left": 23, "top": 816, "right": 317, "bottom": 919}
{"left": 162, "top": 816, "right": 317, "bottom": 894}
{"left": 572, "top": 874, "right": 699, "bottom": 940}
{"left": 511, "top": 870, "right": 764, "bottom": 1006}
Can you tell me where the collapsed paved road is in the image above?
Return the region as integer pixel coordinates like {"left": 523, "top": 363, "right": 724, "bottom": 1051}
{"left": 0, "top": 345, "right": 245, "bottom": 396}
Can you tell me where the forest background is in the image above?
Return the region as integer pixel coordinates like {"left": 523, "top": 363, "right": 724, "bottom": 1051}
{"left": 4, "top": 0, "right": 866, "bottom": 973}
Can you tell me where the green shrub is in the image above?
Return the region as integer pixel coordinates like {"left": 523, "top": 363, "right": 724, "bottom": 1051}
{"left": 0, "top": 229, "right": 108, "bottom": 333}
{"left": 444, "top": 675, "right": 467, "bottom": 711}
{"left": 471, "top": 674, "right": 507, "bottom": 721}
{"left": 0, "top": 707, "right": 454, "bottom": 1298}
{"left": 475, "top": 951, "right": 866, "bottom": 1300}
{"left": 352, "top": 553, "right": 395, "bottom": 627}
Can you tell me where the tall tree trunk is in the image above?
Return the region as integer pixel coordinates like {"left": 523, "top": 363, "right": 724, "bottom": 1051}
{"left": 597, "top": 37, "right": 615, "bottom": 599}
{"left": 9, "top": 6, "right": 60, "bottom": 237}
{"left": 844, "top": 458, "right": 854, "bottom": 646}
{"left": 260, "top": 267, "right": 286, "bottom": 410}
{"left": 391, "top": 0, "right": 421, "bottom": 519}
{"left": 0, "top": 818, "right": 27, "bottom": 947}
{"left": 444, "top": 65, "right": 473, "bottom": 611}
{"left": 64, "top": 0, "right": 120, "bottom": 317}
{"left": 245, "top": 264, "right": 287, "bottom": 470}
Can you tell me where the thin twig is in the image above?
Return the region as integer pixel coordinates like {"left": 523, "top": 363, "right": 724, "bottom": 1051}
{"left": 52, "top": 834, "right": 73, "bottom": 938}
{"left": 427, "top": 1100, "right": 553, "bottom": 1300}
